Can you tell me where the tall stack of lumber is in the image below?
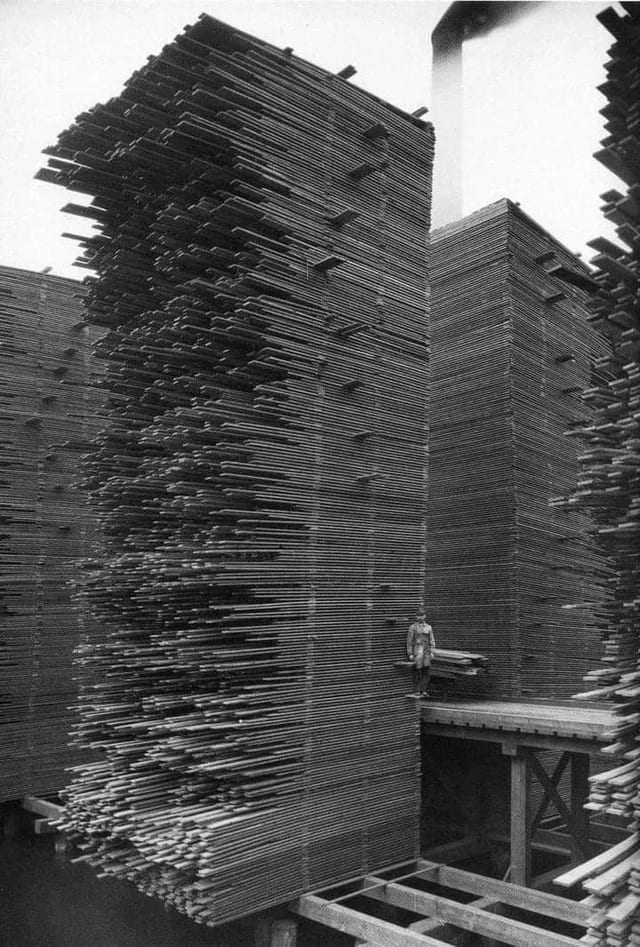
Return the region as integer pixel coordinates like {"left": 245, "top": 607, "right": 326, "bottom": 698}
{"left": 0, "top": 265, "right": 101, "bottom": 800}
{"left": 553, "top": 6, "right": 640, "bottom": 944}
{"left": 428, "top": 200, "right": 610, "bottom": 700}
{"left": 37, "top": 15, "right": 434, "bottom": 925}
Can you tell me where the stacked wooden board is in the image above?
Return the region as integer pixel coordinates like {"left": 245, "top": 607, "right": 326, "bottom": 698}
{"left": 394, "top": 648, "right": 488, "bottom": 686}
{"left": 428, "top": 200, "right": 610, "bottom": 700}
{"left": 553, "top": 6, "right": 640, "bottom": 944}
{"left": 430, "top": 648, "right": 489, "bottom": 681}
{"left": 0, "top": 265, "right": 101, "bottom": 800}
{"left": 37, "top": 15, "right": 434, "bottom": 926}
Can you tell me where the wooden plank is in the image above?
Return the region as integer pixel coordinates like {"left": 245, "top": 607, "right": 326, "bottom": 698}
{"left": 423, "top": 710, "right": 611, "bottom": 741}
{"left": 416, "top": 860, "right": 589, "bottom": 927}
{"left": 606, "top": 891, "right": 640, "bottom": 923}
{"left": 511, "top": 751, "right": 532, "bottom": 886}
{"left": 22, "top": 796, "right": 64, "bottom": 820}
{"left": 554, "top": 832, "right": 639, "bottom": 888}
{"left": 570, "top": 753, "right": 591, "bottom": 861}
{"left": 584, "top": 821, "right": 629, "bottom": 847}
{"left": 33, "top": 818, "right": 58, "bottom": 836}
{"left": 422, "top": 700, "right": 612, "bottom": 722}
{"left": 291, "top": 895, "right": 447, "bottom": 947}
{"left": 583, "top": 850, "right": 640, "bottom": 895}
{"left": 362, "top": 876, "right": 581, "bottom": 947}
{"left": 421, "top": 702, "right": 615, "bottom": 740}
{"left": 421, "top": 722, "right": 603, "bottom": 756}
{"left": 531, "top": 861, "right": 586, "bottom": 891}
{"left": 529, "top": 829, "right": 573, "bottom": 857}
{"left": 409, "top": 897, "right": 500, "bottom": 934}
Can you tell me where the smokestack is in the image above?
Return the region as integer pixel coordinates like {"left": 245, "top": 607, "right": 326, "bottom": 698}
{"left": 431, "top": 1, "right": 541, "bottom": 227}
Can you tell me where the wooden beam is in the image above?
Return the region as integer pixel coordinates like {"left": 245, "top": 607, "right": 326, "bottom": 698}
{"left": 511, "top": 750, "right": 532, "bottom": 886}
{"left": 531, "top": 753, "right": 571, "bottom": 833}
{"left": 422, "top": 723, "right": 603, "bottom": 756}
{"left": 491, "top": 828, "right": 607, "bottom": 860}
{"left": 409, "top": 896, "right": 501, "bottom": 935}
{"left": 570, "top": 752, "right": 591, "bottom": 861}
{"left": 528, "top": 755, "right": 592, "bottom": 863}
{"left": 530, "top": 829, "right": 576, "bottom": 857}
{"left": 416, "top": 860, "right": 589, "bottom": 927}
{"left": 528, "top": 754, "right": 576, "bottom": 837}
{"left": 271, "top": 919, "right": 297, "bottom": 947}
{"left": 291, "top": 896, "right": 447, "bottom": 947}
{"left": 22, "top": 797, "right": 64, "bottom": 820}
{"left": 362, "top": 876, "right": 580, "bottom": 947}
{"left": 588, "top": 821, "right": 630, "bottom": 846}
{"left": 532, "top": 822, "right": 627, "bottom": 851}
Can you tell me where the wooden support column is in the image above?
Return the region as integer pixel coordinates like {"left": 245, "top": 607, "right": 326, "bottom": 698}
{"left": 509, "top": 747, "right": 531, "bottom": 887}
{"left": 271, "top": 919, "right": 297, "bottom": 947}
{"left": 570, "top": 752, "right": 590, "bottom": 861}
{"left": 255, "top": 916, "right": 297, "bottom": 947}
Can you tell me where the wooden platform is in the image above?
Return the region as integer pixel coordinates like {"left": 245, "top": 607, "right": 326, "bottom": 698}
{"left": 421, "top": 700, "right": 616, "bottom": 754}
{"left": 291, "top": 857, "right": 587, "bottom": 947}
{"left": 420, "top": 699, "right": 622, "bottom": 887}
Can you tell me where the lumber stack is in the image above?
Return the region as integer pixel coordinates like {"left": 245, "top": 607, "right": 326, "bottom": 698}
{"left": 431, "top": 649, "right": 489, "bottom": 681}
{"left": 428, "top": 200, "right": 610, "bottom": 700}
{"left": 0, "top": 265, "right": 101, "bottom": 800}
{"left": 554, "top": 5, "right": 640, "bottom": 943}
{"left": 394, "top": 648, "right": 489, "bottom": 685}
{"left": 37, "top": 16, "right": 434, "bottom": 926}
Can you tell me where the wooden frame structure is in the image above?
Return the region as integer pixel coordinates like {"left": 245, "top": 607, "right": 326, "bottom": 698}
{"left": 21, "top": 795, "right": 64, "bottom": 836}
{"left": 421, "top": 700, "right": 620, "bottom": 887}
{"left": 291, "top": 857, "right": 588, "bottom": 946}
{"left": 504, "top": 746, "right": 591, "bottom": 886}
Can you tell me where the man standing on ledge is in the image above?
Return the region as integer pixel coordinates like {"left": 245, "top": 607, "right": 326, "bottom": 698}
{"left": 407, "top": 611, "right": 436, "bottom": 696}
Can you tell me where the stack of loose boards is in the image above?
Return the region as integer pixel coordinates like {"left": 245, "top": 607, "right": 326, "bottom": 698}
{"left": 37, "top": 15, "right": 434, "bottom": 926}
{"left": 554, "top": 6, "right": 640, "bottom": 945}
{"left": 428, "top": 199, "right": 610, "bottom": 701}
{"left": 0, "top": 265, "right": 101, "bottom": 800}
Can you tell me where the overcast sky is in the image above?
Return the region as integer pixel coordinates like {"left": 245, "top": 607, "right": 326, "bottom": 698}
{"left": 0, "top": 0, "right": 620, "bottom": 278}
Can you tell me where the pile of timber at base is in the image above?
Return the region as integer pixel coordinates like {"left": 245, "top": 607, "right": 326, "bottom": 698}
{"left": 554, "top": 5, "right": 640, "bottom": 945}
{"left": 37, "top": 15, "right": 434, "bottom": 926}
{"left": 428, "top": 199, "right": 611, "bottom": 701}
{"left": 0, "top": 266, "right": 102, "bottom": 800}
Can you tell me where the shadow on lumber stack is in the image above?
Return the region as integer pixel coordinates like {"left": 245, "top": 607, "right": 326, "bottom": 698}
{"left": 37, "top": 16, "right": 434, "bottom": 926}
{"left": 0, "top": 266, "right": 102, "bottom": 800}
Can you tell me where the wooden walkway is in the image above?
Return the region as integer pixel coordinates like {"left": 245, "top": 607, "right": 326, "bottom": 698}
{"left": 421, "top": 700, "right": 616, "bottom": 753}
{"left": 420, "top": 699, "right": 621, "bottom": 887}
